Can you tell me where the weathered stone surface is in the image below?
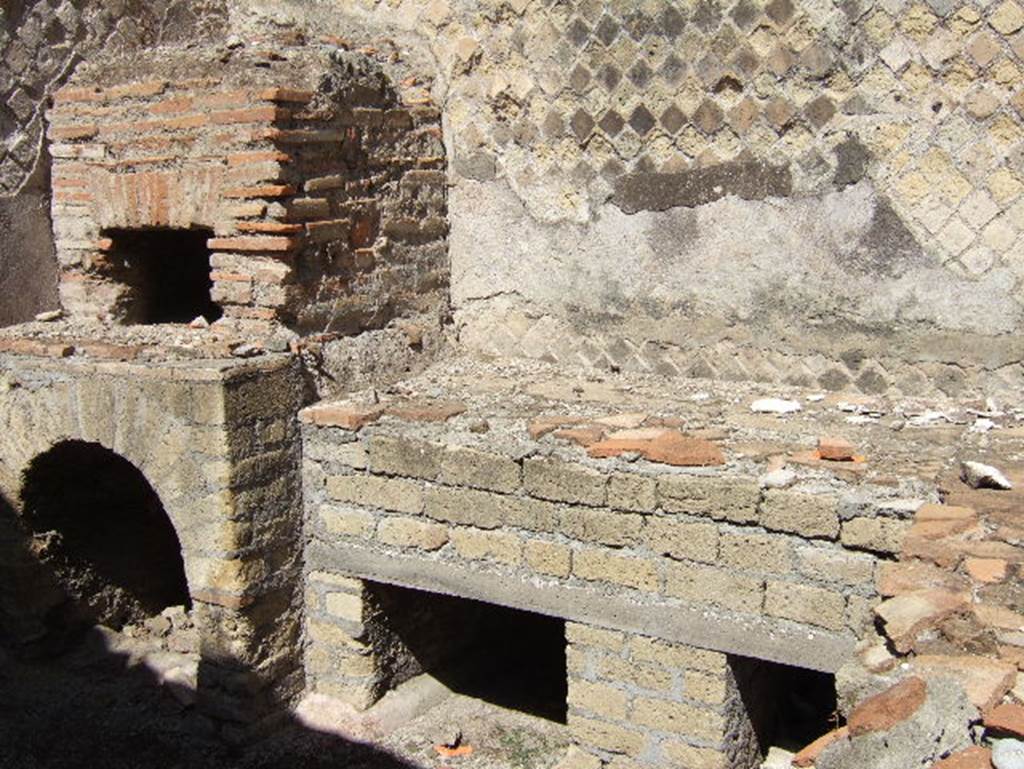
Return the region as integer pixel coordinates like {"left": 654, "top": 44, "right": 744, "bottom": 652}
{"left": 912, "top": 655, "right": 1016, "bottom": 711}
{"left": 613, "top": 161, "right": 792, "bottom": 214}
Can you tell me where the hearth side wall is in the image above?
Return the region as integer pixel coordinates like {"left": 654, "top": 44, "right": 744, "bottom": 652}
{"left": 0, "top": 353, "right": 306, "bottom": 730}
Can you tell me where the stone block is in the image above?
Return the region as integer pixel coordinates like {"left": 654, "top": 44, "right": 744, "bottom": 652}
{"left": 665, "top": 562, "right": 764, "bottom": 613}
{"left": 645, "top": 517, "right": 719, "bottom": 563}
{"left": 424, "top": 486, "right": 504, "bottom": 529}
{"left": 502, "top": 496, "right": 564, "bottom": 532}
{"left": 658, "top": 475, "right": 760, "bottom": 523}
{"left": 439, "top": 446, "right": 521, "bottom": 493}
{"left": 367, "top": 434, "right": 442, "bottom": 480}
{"left": 566, "top": 622, "right": 626, "bottom": 652}
{"left": 661, "top": 741, "right": 728, "bottom": 769}
{"left": 760, "top": 490, "right": 839, "bottom": 539}
{"left": 324, "top": 592, "right": 364, "bottom": 623}
{"left": 764, "top": 581, "right": 846, "bottom": 630}
{"left": 719, "top": 531, "right": 793, "bottom": 574}
{"left": 568, "top": 680, "right": 629, "bottom": 721}
{"left": 568, "top": 714, "right": 646, "bottom": 756}
{"left": 598, "top": 656, "right": 674, "bottom": 693}
{"left": 796, "top": 545, "right": 877, "bottom": 586}
{"left": 608, "top": 473, "right": 657, "bottom": 512}
{"left": 631, "top": 697, "right": 724, "bottom": 742}
{"left": 524, "top": 457, "right": 607, "bottom": 506}
{"left": 524, "top": 539, "right": 572, "bottom": 577}
{"left": 684, "top": 671, "right": 728, "bottom": 705}
{"left": 841, "top": 516, "right": 912, "bottom": 554}
{"left": 376, "top": 517, "right": 448, "bottom": 550}
{"left": 319, "top": 504, "right": 376, "bottom": 538}
{"left": 450, "top": 527, "right": 522, "bottom": 564}
{"left": 562, "top": 507, "right": 644, "bottom": 547}
{"left": 573, "top": 549, "right": 659, "bottom": 592}
{"left": 326, "top": 474, "right": 424, "bottom": 515}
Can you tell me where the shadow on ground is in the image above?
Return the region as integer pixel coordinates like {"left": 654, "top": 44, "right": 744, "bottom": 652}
{"left": 0, "top": 634, "right": 417, "bottom": 769}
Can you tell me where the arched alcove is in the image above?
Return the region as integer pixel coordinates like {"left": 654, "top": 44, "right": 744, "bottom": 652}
{"left": 19, "top": 440, "right": 191, "bottom": 631}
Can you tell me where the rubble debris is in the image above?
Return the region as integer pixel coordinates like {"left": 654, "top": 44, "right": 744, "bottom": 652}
{"left": 961, "top": 461, "right": 1013, "bottom": 491}
{"left": 230, "top": 342, "right": 263, "bottom": 358}
{"left": 34, "top": 310, "right": 62, "bottom": 322}
{"left": 751, "top": 398, "right": 802, "bottom": 414}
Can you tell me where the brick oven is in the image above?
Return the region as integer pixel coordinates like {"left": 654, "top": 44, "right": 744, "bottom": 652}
{"left": 46, "top": 44, "right": 446, "bottom": 335}
{"left": 0, "top": 39, "right": 447, "bottom": 738}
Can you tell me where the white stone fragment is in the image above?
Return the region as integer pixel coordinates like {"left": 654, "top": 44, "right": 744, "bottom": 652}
{"left": 34, "top": 310, "right": 62, "bottom": 322}
{"left": 188, "top": 315, "right": 209, "bottom": 329}
{"left": 846, "top": 415, "right": 878, "bottom": 425}
{"left": 807, "top": 393, "right": 826, "bottom": 402}
{"left": 760, "top": 469, "right": 796, "bottom": 489}
{"left": 761, "top": 746, "right": 796, "bottom": 769}
{"left": 993, "top": 738, "right": 1024, "bottom": 769}
{"left": 961, "top": 460, "right": 1013, "bottom": 490}
{"left": 908, "top": 410, "right": 948, "bottom": 426}
{"left": 751, "top": 398, "right": 801, "bottom": 414}
{"left": 971, "top": 418, "right": 996, "bottom": 433}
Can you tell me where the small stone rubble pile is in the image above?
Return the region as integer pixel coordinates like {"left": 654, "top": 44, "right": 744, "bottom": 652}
{"left": 790, "top": 455, "right": 1024, "bottom": 769}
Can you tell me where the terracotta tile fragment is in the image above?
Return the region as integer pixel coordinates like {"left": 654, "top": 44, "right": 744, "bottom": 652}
{"left": 819, "top": 436, "right": 855, "bottom": 461}
{"left": 929, "top": 746, "right": 993, "bottom": 768}
{"left": 966, "top": 558, "right": 1008, "bottom": 584}
{"left": 553, "top": 426, "right": 606, "bottom": 447}
{"left": 848, "top": 677, "right": 927, "bottom": 736}
{"left": 300, "top": 402, "right": 384, "bottom": 430}
{"left": 916, "top": 503, "right": 978, "bottom": 522}
{"left": 984, "top": 702, "right": 1024, "bottom": 737}
{"left": 974, "top": 604, "right": 1024, "bottom": 632}
{"left": 908, "top": 518, "right": 981, "bottom": 541}
{"left": 792, "top": 725, "right": 849, "bottom": 767}
{"left": 386, "top": 400, "right": 466, "bottom": 422}
{"left": 644, "top": 432, "right": 725, "bottom": 467}
{"left": 878, "top": 560, "right": 970, "bottom": 597}
{"left": 528, "top": 416, "right": 585, "bottom": 439}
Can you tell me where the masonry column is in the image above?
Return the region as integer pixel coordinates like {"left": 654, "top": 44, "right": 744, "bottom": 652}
{"left": 304, "top": 573, "right": 383, "bottom": 709}
{"left": 562, "top": 622, "right": 761, "bottom": 769}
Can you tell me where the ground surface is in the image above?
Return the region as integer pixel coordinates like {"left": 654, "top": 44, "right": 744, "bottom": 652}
{"left": 0, "top": 636, "right": 567, "bottom": 769}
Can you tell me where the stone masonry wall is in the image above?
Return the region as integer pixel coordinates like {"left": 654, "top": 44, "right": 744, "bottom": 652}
{"left": 0, "top": 350, "right": 306, "bottom": 732}
{"left": 231, "top": 0, "right": 1024, "bottom": 397}
{"left": 564, "top": 623, "right": 761, "bottom": 769}
{"left": 299, "top": 405, "right": 914, "bottom": 689}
